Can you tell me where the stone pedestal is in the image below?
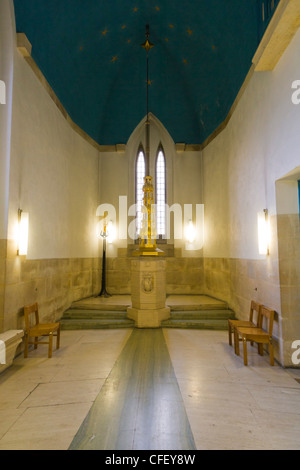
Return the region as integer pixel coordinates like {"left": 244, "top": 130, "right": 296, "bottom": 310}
{"left": 127, "top": 258, "right": 170, "bottom": 328}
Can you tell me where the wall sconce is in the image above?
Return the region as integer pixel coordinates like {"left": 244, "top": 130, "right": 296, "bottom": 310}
{"left": 17, "top": 209, "right": 29, "bottom": 256}
{"left": 185, "top": 219, "right": 196, "bottom": 244}
{"left": 257, "top": 209, "right": 270, "bottom": 255}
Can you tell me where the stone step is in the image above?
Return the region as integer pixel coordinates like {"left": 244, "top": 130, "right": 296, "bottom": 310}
{"left": 60, "top": 318, "right": 135, "bottom": 330}
{"left": 62, "top": 309, "right": 128, "bottom": 319}
{"left": 168, "top": 309, "right": 235, "bottom": 319}
{"left": 69, "top": 303, "right": 129, "bottom": 312}
{"left": 168, "top": 303, "right": 229, "bottom": 311}
{"left": 60, "top": 306, "right": 134, "bottom": 330}
{"left": 161, "top": 318, "right": 230, "bottom": 330}
{"left": 161, "top": 308, "right": 235, "bottom": 330}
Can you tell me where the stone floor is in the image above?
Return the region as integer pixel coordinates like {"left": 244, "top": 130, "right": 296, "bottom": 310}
{"left": 0, "top": 327, "right": 300, "bottom": 450}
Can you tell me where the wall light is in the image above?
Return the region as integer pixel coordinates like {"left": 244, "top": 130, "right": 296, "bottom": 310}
{"left": 185, "top": 219, "right": 196, "bottom": 244}
{"left": 257, "top": 209, "right": 270, "bottom": 255}
{"left": 17, "top": 209, "right": 29, "bottom": 256}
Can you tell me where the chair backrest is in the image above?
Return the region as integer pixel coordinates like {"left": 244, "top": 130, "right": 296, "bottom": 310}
{"left": 260, "top": 306, "right": 275, "bottom": 335}
{"left": 249, "top": 301, "right": 262, "bottom": 326}
{"left": 24, "top": 302, "right": 40, "bottom": 331}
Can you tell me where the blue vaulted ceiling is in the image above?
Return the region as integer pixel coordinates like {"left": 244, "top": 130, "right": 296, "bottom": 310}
{"left": 13, "top": 0, "right": 265, "bottom": 146}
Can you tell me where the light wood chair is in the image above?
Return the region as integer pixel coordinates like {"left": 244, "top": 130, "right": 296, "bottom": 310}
{"left": 228, "top": 301, "right": 262, "bottom": 354}
{"left": 24, "top": 302, "right": 60, "bottom": 358}
{"left": 235, "top": 305, "right": 275, "bottom": 366}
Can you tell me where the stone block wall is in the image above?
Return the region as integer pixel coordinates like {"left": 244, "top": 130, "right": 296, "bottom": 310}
{"left": 105, "top": 249, "right": 205, "bottom": 296}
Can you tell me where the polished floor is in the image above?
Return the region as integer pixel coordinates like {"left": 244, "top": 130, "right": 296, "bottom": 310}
{"left": 0, "top": 327, "right": 300, "bottom": 450}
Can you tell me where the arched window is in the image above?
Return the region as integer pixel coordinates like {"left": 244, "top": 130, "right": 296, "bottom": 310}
{"left": 156, "top": 146, "right": 166, "bottom": 237}
{"left": 136, "top": 148, "right": 146, "bottom": 236}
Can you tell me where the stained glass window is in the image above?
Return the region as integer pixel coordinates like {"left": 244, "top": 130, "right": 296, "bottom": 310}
{"left": 156, "top": 148, "right": 166, "bottom": 237}
{"left": 136, "top": 149, "right": 145, "bottom": 236}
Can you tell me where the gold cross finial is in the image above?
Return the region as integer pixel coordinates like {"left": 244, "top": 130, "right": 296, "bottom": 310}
{"left": 141, "top": 24, "right": 154, "bottom": 52}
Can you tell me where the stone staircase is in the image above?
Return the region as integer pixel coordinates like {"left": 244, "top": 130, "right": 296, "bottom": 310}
{"left": 161, "top": 294, "right": 235, "bottom": 330}
{"left": 161, "top": 308, "right": 235, "bottom": 330}
{"left": 60, "top": 301, "right": 135, "bottom": 330}
{"left": 60, "top": 295, "right": 235, "bottom": 331}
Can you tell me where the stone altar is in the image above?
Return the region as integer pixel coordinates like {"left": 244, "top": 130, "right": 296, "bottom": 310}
{"left": 127, "top": 258, "right": 170, "bottom": 328}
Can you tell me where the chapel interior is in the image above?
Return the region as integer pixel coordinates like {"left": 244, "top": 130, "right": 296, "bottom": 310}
{"left": 0, "top": 0, "right": 300, "bottom": 451}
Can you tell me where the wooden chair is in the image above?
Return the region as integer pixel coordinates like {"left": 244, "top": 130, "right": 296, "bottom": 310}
{"left": 228, "top": 301, "right": 262, "bottom": 354}
{"left": 24, "top": 302, "right": 60, "bottom": 358}
{"left": 235, "top": 305, "right": 275, "bottom": 366}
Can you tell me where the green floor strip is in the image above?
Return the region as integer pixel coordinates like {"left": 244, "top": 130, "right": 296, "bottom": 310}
{"left": 69, "top": 329, "right": 196, "bottom": 450}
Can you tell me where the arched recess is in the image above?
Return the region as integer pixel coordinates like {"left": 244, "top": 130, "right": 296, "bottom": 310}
{"left": 275, "top": 166, "right": 300, "bottom": 366}
{"left": 126, "top": 113, "right": 175, "bottom": 247}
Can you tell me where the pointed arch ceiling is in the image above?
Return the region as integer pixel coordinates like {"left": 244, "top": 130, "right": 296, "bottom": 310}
{"left": 13, "top": 0, "right": 264, "bottom": 146}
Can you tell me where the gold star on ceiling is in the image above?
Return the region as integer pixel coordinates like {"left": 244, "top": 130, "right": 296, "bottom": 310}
{"left": 187, "top": 28, "right": 193, "bottom": 36}
{"left": 101, "top": 28, "right": 108, "bottom": 36}
{"left": 141, "top": 34, "right": 154, "bottom": 53}
{"left": 111, "top": 56, "right": 118, "bottom": 63}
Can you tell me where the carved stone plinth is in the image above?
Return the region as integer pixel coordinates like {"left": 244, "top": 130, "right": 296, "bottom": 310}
{"left": 127, "top": 258, "right": 170, "bottom": 328}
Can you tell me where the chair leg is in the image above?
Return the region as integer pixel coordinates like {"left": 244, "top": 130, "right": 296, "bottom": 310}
{"left": 269, "top": 340, "right": 274, "bottom": 366}
{"left": 243, "top": 336, "right": 248, "bottom": 366}
{"left": 34, "top": 337, "right": 38, "bottom": 350}
{"left": 228, "top": 322, "right": 232, "bottom": 346}
{"left": 235, "top": 330, "right": 240, "bottom": 356}
{"left": 48, "top": 332, "right": 53, "bottom": 358}
{"left": 24, "top": 333, "right": 29, "bottom": 358}
{"left": 233, "top": 328, "right": 237, "bottom": 354}
{"left": 56, "top": 326, "right": 60, "bottom": 350}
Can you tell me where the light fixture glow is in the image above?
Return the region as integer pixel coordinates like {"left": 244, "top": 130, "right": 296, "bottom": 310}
{"left": 107, "top": 220, "right": 116, "bottom": 244}
{"left": 257, "top": 209, "right": 270, "bottom": 255}
{"left": 185, "top": 219, "right": 196, "bottom": 244}
{"left": 18, "top": 210, "right": 29, "bottom": 256}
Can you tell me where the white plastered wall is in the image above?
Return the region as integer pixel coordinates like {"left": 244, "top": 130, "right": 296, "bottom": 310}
{"left": 8, "top": 41, "right": 100, "bottom": 260}
{"left": 0, "top": 0, "right": 15, "bottom": 240}
{"left": 202, "top": 28, "right": 300, "bottom": 366}
{"left": 203, "top": 28, "right": 300, "bottom": 261}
